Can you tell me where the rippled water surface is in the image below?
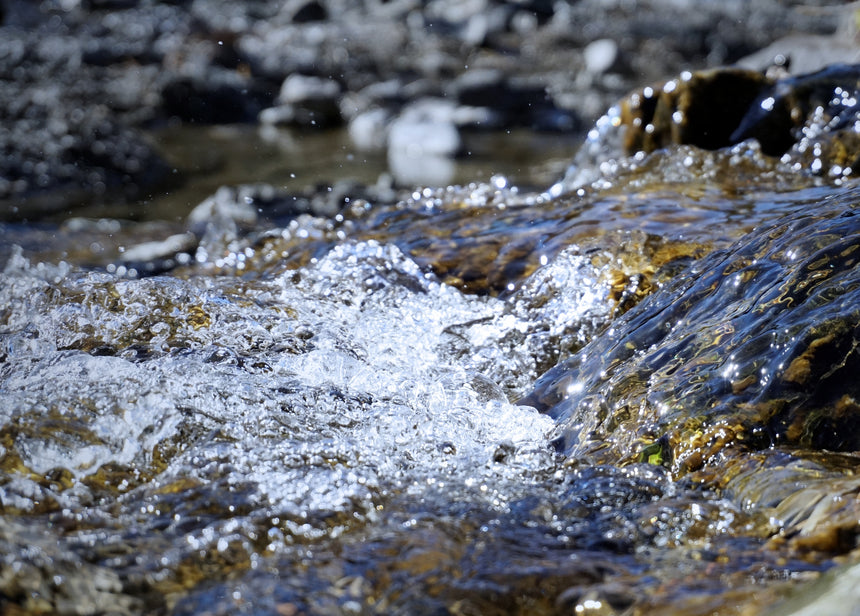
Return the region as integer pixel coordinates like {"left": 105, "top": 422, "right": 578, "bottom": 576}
{"left": 3, "top": 117, "right": 860, "bottom": 614}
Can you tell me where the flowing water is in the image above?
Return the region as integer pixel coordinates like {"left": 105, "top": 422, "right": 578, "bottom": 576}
{"left": 3, "top": 82, "right": 860, "bottom": 614}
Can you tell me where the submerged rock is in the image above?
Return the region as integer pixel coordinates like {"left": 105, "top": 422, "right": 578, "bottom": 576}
{"left": 521, "top": 184, "right": 860, "bottom": 548}
{"left": 7, "top": 142, "right": 858, "bottom": 612}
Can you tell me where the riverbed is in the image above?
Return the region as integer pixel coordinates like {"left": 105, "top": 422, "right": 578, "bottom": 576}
{"left": 4, "top": 73, "right": 860, "bottom": 613}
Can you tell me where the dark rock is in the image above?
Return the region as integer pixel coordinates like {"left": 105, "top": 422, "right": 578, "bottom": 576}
{"left": 559, "top": 64, "right": 860, "bottom": 193}
{"left": 732, "top": 63, "right": 860, "bottom": 157}
{"left": 287, "top": 0, "right": 328, "bottom": 23}
{"left": 162, "top": 71, "right": 269, "bottom": 124}
{"left": 1, "top": 0, "right": 43, "bottom": 27}
{"left": 617, "top": 68, "right": 770, "bottom": 154}
{"left": 515, "top": 0, "right": 556, "bottom": 20}
{"left": 450, "top": 69, "right": 578, "bottom": 132}
{"left": 82, "top": 0, "right": 141, "bottom": 8}
{"left": 450, "top": 68, "right": 512, "bottom": 109}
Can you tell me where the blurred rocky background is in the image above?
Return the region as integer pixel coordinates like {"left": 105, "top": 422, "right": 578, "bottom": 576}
{"left": 1, "top": 0, "right": 857, "bottom": 219}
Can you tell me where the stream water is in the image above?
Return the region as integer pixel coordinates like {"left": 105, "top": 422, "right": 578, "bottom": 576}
{"left": 3, "top": 74, "right": 860, "bottom": 615}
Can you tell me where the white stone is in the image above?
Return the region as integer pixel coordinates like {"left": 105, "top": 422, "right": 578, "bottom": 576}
{"left": 583, "top": 38, "right": 618, "bottom": 75}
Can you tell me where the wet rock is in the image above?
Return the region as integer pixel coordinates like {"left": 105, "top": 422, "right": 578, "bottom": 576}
{"left": 0, "top": 518, "right": 144, "bottom": 615}
{"left": 423, "top": 0, "right": 515, "bottom": 47}
{"left": 388, "top": 98, "right": 461, "bottom": 156}
{"left": 0, "top": 12, "right": 175, "bottom": 217}
{"left": 4, "top": 145, "right": 856, "bottom": 616}
{"left": 278, "top": 73, "right": 341, "bottom": 105}
{"left": 115, "top": 232, "right": 198, "bottom": 277}
{"left": 732, "top": 63, "right": 860, "bottom": 175}
{"left": 187, "top": 185, "right": 260, "bottom": 234}
{"left": 186, "top": 185, "right": 261, "bottom": 267}
{"left": 358, "top": 161, "right": 761, "bottom": 297}
{"left": 558, "top": 64, "right": 860, "bottom": 194}
{"left": 340, "top": 78, "right": 413, "bottom": 119}
{"left": 718, "top": 450, "right": 860, "bottom": 553}
{"left": 284, "top": 0, "right": 328, "bottom": 23}
{"left": 448, "top": 68, "right": 511, "bottom": 124}
{"left": 162, "top": 71, "right": 267, "bottom": 124}
{"left": 522, "top": 185, "right": 860, "bottom": 474}
{"left": 618, "top": 68, "right": 769, "bottom": 153}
